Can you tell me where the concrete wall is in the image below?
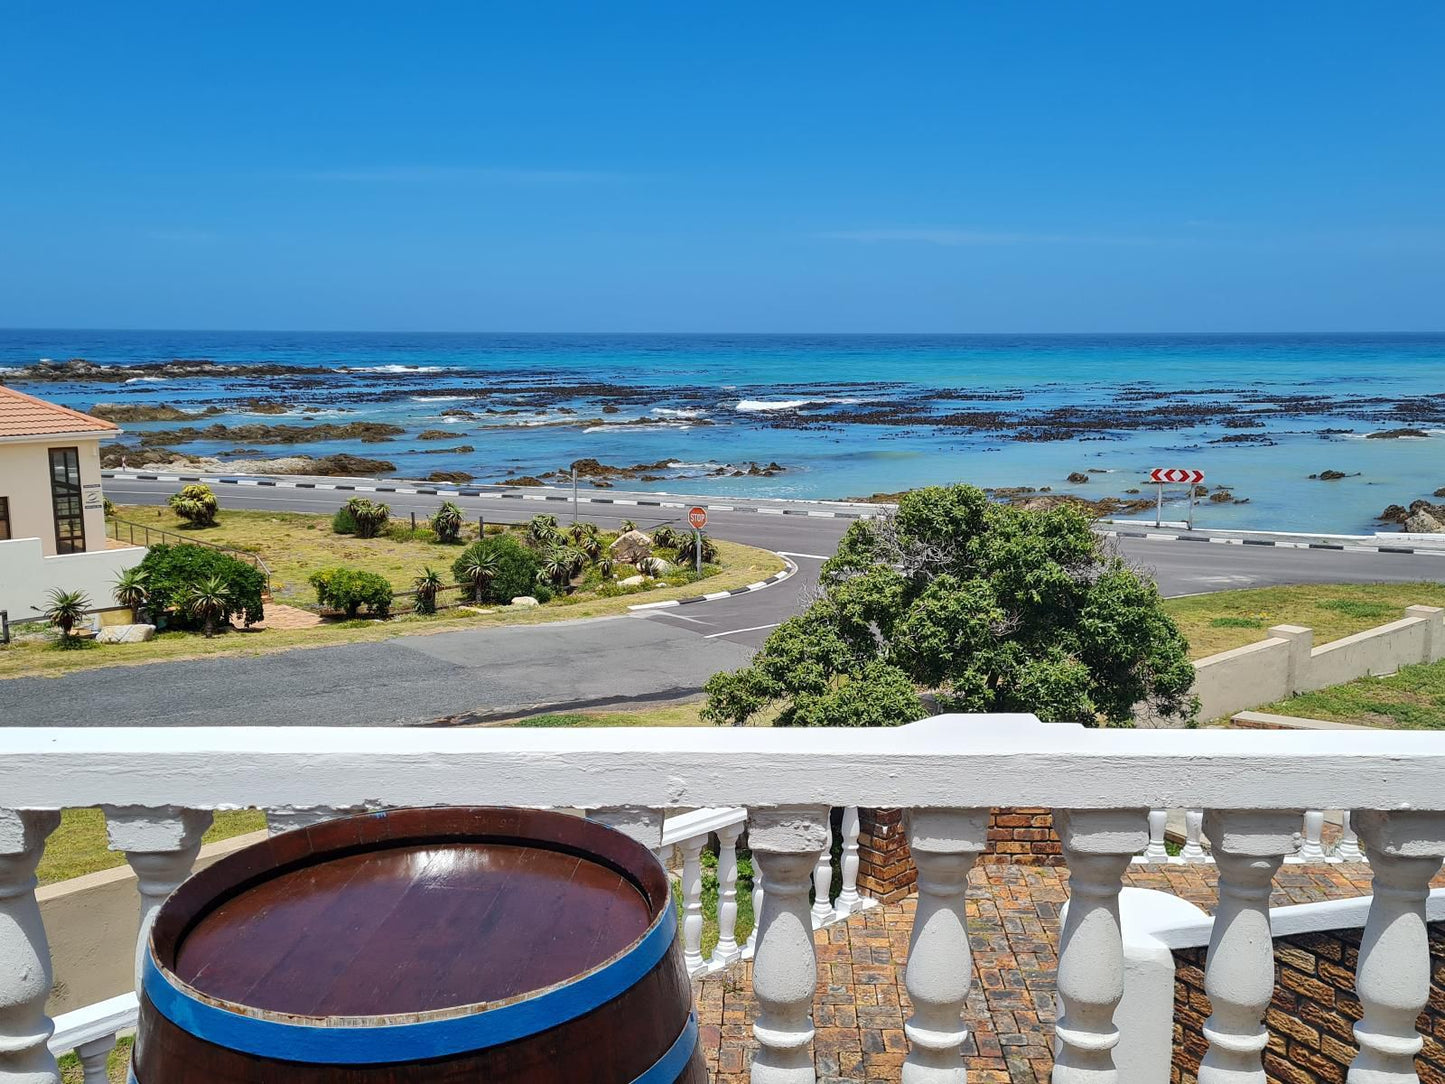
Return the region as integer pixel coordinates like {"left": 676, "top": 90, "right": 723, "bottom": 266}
{"left": 0, "top": 437, "right": 108, "bottom": 556}
{"left": 37, "top": 830, "right": 268, "bottom": 1015}
{"left": 1172, "top": 606, "right": 1445, "bottom": 725}
{"left": 0, "top": 537, "right": 145, "bottom": 623}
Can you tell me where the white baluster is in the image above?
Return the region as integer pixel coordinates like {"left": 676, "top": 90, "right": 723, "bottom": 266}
{"left": 746, "top": 874, "right": 764, "bottom": 957}
{"left": 1134, "top": 809, "right": 1169, "bottom": 864}
{"left": 749, "top": 805, "right": 830, "bottom": 1084}
{"left": 1350, "top": 810, "right": 1445, "bottom": 1084}
{"left": 74, "top": 1035, "right": 117, "bottom": 1084}
{"left": 1181, "top": 808, "right": 1209, "bottom": 864}
{"left": 834, "top": 806, "right": 862, "bottom": 917}
{"left": 680, "top": 835, "right": 706, "bottom": 976}
{"left": 1198, "top": 811, "right": 1300, "bottom": 1084}
{"left": 811, "top": 846, "right": 834, "bottom": 928}
{"left": 1336, "top": 811, "right": 1365, "bottom": 863}
{"left": 1287, "top": 810, "right": 1326, "bottom": 864}
{"left": 104, "top": 806, "right": 212, "bottom": 991}
{"left": 902, "top": 808, "right": 989, "bottom": 1084}
{"left": 1053, "top": 808, "right": 1148, "bottom": 1084}
{"left": 0, "top": 809, "right": 62, "bottom": 1084}
{"left": 712, "top": 822, "right": 744, "bottom": 967}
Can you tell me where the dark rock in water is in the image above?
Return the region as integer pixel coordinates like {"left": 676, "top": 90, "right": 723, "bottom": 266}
{"left": 1208, "top": 490, "right": 1234, "bottom": 503}
{"left": 1192, "top": 484, "right": 1209, "bottom": 497}
{"left": 138, "top": 421, "right": 405, "bottom": 445}
{"left": 1312, "top": 470, "right": 1347, "bottom": 480}
{"left": 6, "top": 357, "right": 327, "bottom": 382}
{"left": 100, "top": 444, "right": 186, "bottom": 468}
{"left": 1222, "top": 417, "right": 1266, "bottom": 428}
{"left": 426, "top": 470, "right": 474, "bottom": 484}
{"left": 1367, "top": 428, "right": 1431, "bottom": 439}
{"left": 89, "top": 403, "right": 218, "bottom": 422}
{"left": 1379, "top": 504, "right": 1409, "bottom": 523}
{"left": 500, "top": 476, "right": 546, "bottom": 486}
{"left": 310, "top": 454, "right": 397, "bottom": 476}
{"left": 1435, "top": 487, "right": 1445, "bottom": 498}
{"left": 1211, "top": 432, "right": 1276, "bottom": 445}
{"left": 416, "top": 429, "right": 453, "bottom": 440}
{"left": 1067, "top": 472, "right": 1089, "bottom": 483}
{"left": 244, "top": 400, "right": 290, "bottom": 415}
{"left": 602, "top": 405, "right": 621, "bottom": 414}
{"left": 441, "top": 408, "right": 477, "bottom": 418}
{"left": 1123, "top": 488, "right": 1140, "bottom": 494}
{"left": 418, "top": 444, "right": 475, "bottom": 455}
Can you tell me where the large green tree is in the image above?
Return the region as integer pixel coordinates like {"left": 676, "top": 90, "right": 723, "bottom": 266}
{"left": 703, "top": 484, "right": 1196, "bottom": 728}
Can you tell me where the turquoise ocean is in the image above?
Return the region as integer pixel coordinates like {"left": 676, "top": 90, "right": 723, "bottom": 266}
{"left": 2, "top": 330, "right": 1441, "bottom": 534}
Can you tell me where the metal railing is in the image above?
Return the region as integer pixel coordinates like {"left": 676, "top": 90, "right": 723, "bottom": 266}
{"left": 106, "top": 517, "right": 271, "bottom": 592}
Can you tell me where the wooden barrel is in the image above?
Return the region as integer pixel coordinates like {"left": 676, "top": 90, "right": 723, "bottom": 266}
{"left": 132, "top": 807, "right": 706, "bottom": 1083}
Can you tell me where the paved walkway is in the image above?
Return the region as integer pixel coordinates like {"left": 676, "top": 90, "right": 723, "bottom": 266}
{"left": 695, "top": 862, "right": 1417, "bottom": 1083}
{"left": 250, "top": 602, "right": 323, "bottom": 630}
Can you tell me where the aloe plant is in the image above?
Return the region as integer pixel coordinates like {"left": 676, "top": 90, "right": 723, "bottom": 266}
{"left": 185, "top": 575, "right": 234, "bottom": 638}
{"left": 412, "top": 566, "right": 444, "bottom": 614}
{"left": 44, "top": 588, "right": 91, "bottom": 646}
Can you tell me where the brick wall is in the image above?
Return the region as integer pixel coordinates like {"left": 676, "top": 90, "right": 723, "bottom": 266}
{"left": 856, "top": 806, "right": 1065, "bottom": 903}
{"left": 1171, "top": 921, "right": 1445, "bottom": 1084}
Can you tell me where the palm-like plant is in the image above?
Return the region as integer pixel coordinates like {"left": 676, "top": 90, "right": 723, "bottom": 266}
{"left": 431, "top": 501, "right": 464, "bottom": 544}
{"left": 619, "top": 519, "right": 637, "bottom": 533}
{"left": 412, "top": 567, "right": 444, "bottom": 614}
{"left": 345, "top": 497, "right": 391, "bottom": 539}
{"left": 652, "top": 524, "right": 680, "bottom": 549}
{"left": 638, "top": 556, "right": 669, "bottom": 578}
{"left": 527, "top": 514, "right": 560, "bottom": 546}
{"left": 580, "top": 534, "right": 604, "bottom": 562}
{"left": 675, "top": 531, "right": 719, "bottom": 566}
{"left": 113, "top": 567, "right": 149, "bottom": 617}
{"left": 457, "top": 549, "right": 500, "bottom": 602}
{"left": 168, "top": 483, "right": 220, "bottom": 528}
{"left": 185, "top": 575, "right": 234, "bottom": 638}
{"left": 597, "top": 556, "right": 616, "bottom": 580}
{"left": 539, "top": 547, "right": 578, "bottom": 588}
{"left": 44, "top": 588, "right": 91, "bottom": 646}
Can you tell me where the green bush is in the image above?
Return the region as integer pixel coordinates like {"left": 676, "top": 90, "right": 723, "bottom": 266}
{"left": 308, "top": 567, "right": 394, "bottom": 618}
{"left": 137, "top": 544, "right": 265, "bottom": 628}
{"left": 343, "top": 497, "right": 390, "bottom": 539}
{"left": 431, "top": 501, "right": 464, "bottom": 544}
{"left": 451, "top": 536, "right": 541, "bottom": 604}
{"left": 167, "top": 484, "right": 220, "bottom": 528}
{"left": 331, "top": 505, "right": 358, "bottom": 535}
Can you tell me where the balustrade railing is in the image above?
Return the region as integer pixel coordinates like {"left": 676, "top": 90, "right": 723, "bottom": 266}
{"left": 3, "top": 717, "right": 1443, "bottom": 1084}
{"left": 1131, "top": 807, "right": 1367, "bottom": 866}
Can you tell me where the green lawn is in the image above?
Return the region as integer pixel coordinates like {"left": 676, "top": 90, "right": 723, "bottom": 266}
{"left": 38, "top": 808, "right": 266, "bottom": 886}
{"left": 1162, "top": 582, "right": 1445, "bottom": 659}
{"left": 1258, "top": 658, "right": 1445, "bottom": 729}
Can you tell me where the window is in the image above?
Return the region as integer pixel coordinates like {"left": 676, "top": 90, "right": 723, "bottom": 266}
{"left": 0, "top": 496, "right": 9, "bottom": 541}
{"left": 49, "top": 447, "right": 85, "bottom": 554}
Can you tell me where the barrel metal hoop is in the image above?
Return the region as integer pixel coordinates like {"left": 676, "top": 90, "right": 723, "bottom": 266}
{"left": 141, "top": 906, "right": 678, "bottom": 1064}
{"left": 631, "top": 1012, "right": 698, "bottom": 1084}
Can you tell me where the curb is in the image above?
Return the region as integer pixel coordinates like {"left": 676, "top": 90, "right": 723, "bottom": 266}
{"left": 102, "top": 473, "right": 882, "bottom": 520}
{"left": 1098, "top": 528, "right": 1445, "bottom": 558}
{"left": 628, "top": 557, "right": 798, "bottom": 611}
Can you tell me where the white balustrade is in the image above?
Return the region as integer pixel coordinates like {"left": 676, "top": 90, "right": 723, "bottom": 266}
{"left": 1134, "top": 808, "right": 1171, "bottom": 864}
{"left": 746, "top": 876, "right": 764, "bottom": 957}
{"left": 4, "top": 721, "right": 1445, "bottom": 1084}
{"left": 679, "top": 835, "right": 707, "bottom": 975}
{"left": 1351, "top": 811, "right": 1445, "bottom": 1084}
{"left": 1053, "top": 809, "right": 1149, "bottom": 1084}
{"left": 1198, "top": 811, "right": 1300, "bottom": 1084}
{"left": 1286, "top": 809, "right": 1327, "bottom": 864}
{"left": 748, "top": 806, "right": 830, "bottom": 1084}
{"left": 810, "top": 848, "right": 834, "bottom": 928}
{"left": 902, "top": 809, "right": 988, "bottom": 1084}
{"left": 1336, "top": 811, "right": 1365, "bottom": 862}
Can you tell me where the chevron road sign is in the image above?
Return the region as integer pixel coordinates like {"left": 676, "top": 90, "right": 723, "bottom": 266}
{"left": 1148, "top": 467, "right": 1205, "bottom": 485}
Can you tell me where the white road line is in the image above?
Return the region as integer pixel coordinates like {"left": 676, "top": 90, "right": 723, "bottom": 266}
{"left": 777, "top": 551, "right": 830, "bottom": 560}
{"left": 703, "top": 622, "right": 782, "bottom": 639}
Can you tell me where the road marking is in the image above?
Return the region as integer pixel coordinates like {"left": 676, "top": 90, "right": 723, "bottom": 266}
{"left": 703, "top": 622, "right": 782, "bottom": 639}
{"left": 777, "top": 551, "right": 830, "bottom": 560}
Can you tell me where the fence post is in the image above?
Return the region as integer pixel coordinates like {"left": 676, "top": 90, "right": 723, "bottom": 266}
{"left": 410, "top": 511, "right": 417, "bottom": 530}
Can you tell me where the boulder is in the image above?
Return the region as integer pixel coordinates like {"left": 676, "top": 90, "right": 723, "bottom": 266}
{"left": 637, "top": 557, "right": 671, "bottom": 577}
{"left": 509, "top": 596, "right": 541, "bottom": 608}
{"left": 1366, "top": 428, "right": 1431, "bottom": 439}
{"left": 96, "top": 624, "right": 156, "bottom": 644}
{"left": 1435, "top": 487, "right": 1445, "bottom": 498}
{"left": 1208, "top": 490, "right": 1233, "bottom": 503}
{"left": 1404, "top": 510, "right": 1444, "bottom": 534}
{"left": 618, "top": 575, "right": 648, "bottom": 587}
{"left": 1312, "top": 470, "right": 1346, "bottom": 480}
{"left": 1379, "top": 504, "right": 1409, "bottom": 523}
{"left": 609, "top": 530, "right": 654, "bottom": 563}
{"left": 1067, "top": 472, "right": 1089, "bottom": 483}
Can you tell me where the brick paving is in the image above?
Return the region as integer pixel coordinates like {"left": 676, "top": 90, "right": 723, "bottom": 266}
{"left": 250, "top": 602, "right": 322, "bottom": 630}
{"left": 695, "top": 861, "right": 1435, "bottom": 1083}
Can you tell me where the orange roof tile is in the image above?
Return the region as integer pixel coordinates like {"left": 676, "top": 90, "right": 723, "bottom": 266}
{"left": 0, "top": 385, "right": 118, "bottom": 438}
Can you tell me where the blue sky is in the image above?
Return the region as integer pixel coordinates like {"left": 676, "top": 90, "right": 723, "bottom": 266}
{"left": 2, "top": 2, "right": 1442, "bottom": 332}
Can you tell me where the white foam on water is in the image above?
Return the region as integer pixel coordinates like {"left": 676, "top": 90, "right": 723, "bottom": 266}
{"left": 650, "top": 407, "right": 704, "bottom": 419}
{"left": 410, "top": 394, "right": 474, "bottom": 402}
{"left": 124, "top": 376, "right": 167, "bottom": 383}
{"left": 734, "top": 397, "right": 862, "bottom": 412}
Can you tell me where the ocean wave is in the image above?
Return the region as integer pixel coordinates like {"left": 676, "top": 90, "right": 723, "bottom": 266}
{"left": 650, "top": 406, "right": 704, "bottom": 418}
{"left": 410, "top": 394, "right": 473, "bottom": 402}
{"left": 734, "top": 397, "right": 862, "bottom": 412}
{"left": 334, "top": 364, "right": 450, "bottom": 374}
{"left": 583, "top": 421, "right": 695, "bottom": 434}
{"left": 124, "top": 376, "right": 167, "bottom": 384}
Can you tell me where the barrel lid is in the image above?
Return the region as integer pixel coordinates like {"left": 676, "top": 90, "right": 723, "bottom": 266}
{"left": 148, "top": 808, "right": 669, "bottom": 1023}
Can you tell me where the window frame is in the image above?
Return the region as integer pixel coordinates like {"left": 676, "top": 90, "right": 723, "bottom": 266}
{"left": 48, "top": 446, "right": 86, "bottom": 554}
{"left": 0, "top": 495, "right": 9, "bottom": 541}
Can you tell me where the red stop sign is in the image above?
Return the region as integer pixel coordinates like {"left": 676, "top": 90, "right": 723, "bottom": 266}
{"left": 688, "top": 506, "right": 707, "bottom": 529}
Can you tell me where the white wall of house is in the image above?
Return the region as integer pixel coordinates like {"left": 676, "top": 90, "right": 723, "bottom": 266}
{"left": 0, "top": 538, "right": 145, "bottom": 623}
{"left": 0, "top": 436, "right": 109, "bottom": 556}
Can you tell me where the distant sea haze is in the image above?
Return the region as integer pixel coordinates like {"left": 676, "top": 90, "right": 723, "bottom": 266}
{"left": 3, "top": 330, "right": 1442, "bottom": 534}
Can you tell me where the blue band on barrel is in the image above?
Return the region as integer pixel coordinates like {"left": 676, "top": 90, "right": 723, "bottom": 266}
{"left": 141, "top": 905, "right": 678, "bottom": 1064}
{"left": 631, "top": 1012, "right": 698, "bottom": 1084}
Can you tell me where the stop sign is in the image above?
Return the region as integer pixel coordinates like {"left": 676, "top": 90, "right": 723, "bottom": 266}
{"left": 688, "top": 506, "right": 707, "bottom": 529}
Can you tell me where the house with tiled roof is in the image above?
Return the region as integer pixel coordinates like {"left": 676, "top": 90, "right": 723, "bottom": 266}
{"left": 0, "top": 385, "right": 141, "bottom": 622}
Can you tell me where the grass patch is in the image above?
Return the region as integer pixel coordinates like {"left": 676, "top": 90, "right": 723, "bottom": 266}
{"left": 1258, "top": 658, "right": 1445, "bottom": 729}
{"left": 1163, "top": 581, "right": 1445, "bottom": 658}
{"left": 59, "top": 1035, "right": 132, "bottom": 1083}
{"left": 37, "top": 809, "right": 266, "bottom": 886}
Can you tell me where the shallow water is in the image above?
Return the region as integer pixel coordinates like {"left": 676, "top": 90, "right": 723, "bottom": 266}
{"left": 3, "top": 330, "right": 1442, "bottom": 533}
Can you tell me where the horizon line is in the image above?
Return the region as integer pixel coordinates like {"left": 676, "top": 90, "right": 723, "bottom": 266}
{"left": 4, "top": 326, "right": 1444, "bottom": 338}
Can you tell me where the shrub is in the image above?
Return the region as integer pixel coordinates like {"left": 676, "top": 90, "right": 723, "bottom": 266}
{"left": 431, "top": 501, "right": 464, "bottom": 544}
{"left": 344, "top": 497, "right": 390, "bottom": 539}
{"left": 412, "top": 567, "right": 444, "bottom": 614}
{"left": 112, "top": 567, "right": 149, "bottom": 615}
{"left": 651, "top": 524, "right": 680, "bottom": 549}
{"left": 451, "top": 536, "right": 541, "bottom": 603}
{"left": 44, "top": 588, "right": 91, "bottom": 647}
{"left": 137, "top": 544, "right": 265, "bottom": 628}
{"left": 309, "top": 567, "right": 394, "bottom": 618}
{"left": 675, "top": 531, "right": 719, "bottom": 566}
{"left": 185, "top": 575, "right": 235, "bottom": 637}
{"left": 332, "top": 505, "right": 358, "bottom": 535}
{"left": 527, "top": 513, "right": 562, "bottom": 547}
{"left": 167, "top": 484, "right": 219, "bottom": 528}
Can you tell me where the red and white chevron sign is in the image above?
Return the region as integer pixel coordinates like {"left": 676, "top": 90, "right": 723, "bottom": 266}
{"left": 1148, "top": 467, "right": 1205, "bottom": 484}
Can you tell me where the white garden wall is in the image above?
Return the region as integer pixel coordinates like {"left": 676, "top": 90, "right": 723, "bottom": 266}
{"left": 0, "top": 538, "right": 145, "bottom": 625}
{"left": 1177, "top": 604, "right": 1445, "bottom": 725}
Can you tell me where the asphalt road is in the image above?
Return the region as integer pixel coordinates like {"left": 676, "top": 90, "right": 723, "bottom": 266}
{"left": 3, "top": 476, "right": 1440, "bottom": 726}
